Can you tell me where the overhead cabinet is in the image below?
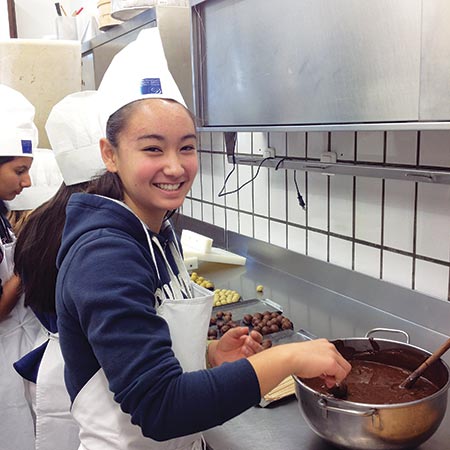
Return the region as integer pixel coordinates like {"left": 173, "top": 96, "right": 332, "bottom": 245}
{"left": 191, "top": 0, "right": 450, "bottom": 130}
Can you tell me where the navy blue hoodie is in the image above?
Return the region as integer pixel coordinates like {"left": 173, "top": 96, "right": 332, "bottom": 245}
{"left": 56, "top": 193, "right": 260, "bottom": 441}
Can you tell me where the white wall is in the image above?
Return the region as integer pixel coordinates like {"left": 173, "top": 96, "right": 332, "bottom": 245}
{"left": 15, "top": 0, "right": 57, "bottom": 38}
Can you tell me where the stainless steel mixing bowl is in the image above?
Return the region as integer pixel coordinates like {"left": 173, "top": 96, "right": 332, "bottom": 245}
{"left": 294, "top": 330, "right": 450, "bottom": 450}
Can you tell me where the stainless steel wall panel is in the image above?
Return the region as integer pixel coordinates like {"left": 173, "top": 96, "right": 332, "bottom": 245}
{"left": 420, "top": 0, "right": 450, "bottom": 120}
{"left": 192, "top": 0, "right": 450, "bottom": 130}
{"left": 193, "top": 0, "right": 422, "bottom": 127}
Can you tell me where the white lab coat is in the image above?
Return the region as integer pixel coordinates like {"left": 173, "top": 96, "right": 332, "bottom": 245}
{"left": 0, "top": 228, "right": 40, "bottom": 450}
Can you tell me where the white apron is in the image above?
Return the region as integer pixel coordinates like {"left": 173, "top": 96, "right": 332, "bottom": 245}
{"left": 34, "top": 330, "right": 80, "bottom": 450}
{"left": 0, "top": 235, "right": 40, "bottom": 450}
{"left": 70, "top": 204, "right": 213, "bottom": 450}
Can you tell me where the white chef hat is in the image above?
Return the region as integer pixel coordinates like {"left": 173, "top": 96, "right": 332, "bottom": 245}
{"left": 45, "top": 90, "right": 105, "bottom": 186}
{"left": 0, "top": 84, "right": 37, "bottom": 158}
{"left": 98, "top": 27, "right": 186, "bottom": 135}
{"left": 6, "top": 148, "right": 63, "bottom": 211}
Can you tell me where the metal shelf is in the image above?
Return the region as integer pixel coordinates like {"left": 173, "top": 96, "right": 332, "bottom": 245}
{"left": 198, "top": 121, "right": 450, "bottom": 132}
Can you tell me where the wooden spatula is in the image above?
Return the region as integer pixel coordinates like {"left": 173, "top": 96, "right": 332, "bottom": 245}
{"left": 399, "top": 337, "right": 450, "bottom": 389}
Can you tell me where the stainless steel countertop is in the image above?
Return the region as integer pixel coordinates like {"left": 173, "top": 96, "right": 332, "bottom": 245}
{"left": 204, "top": 397, "right": 450, "bottom": 450}
{"left": 195, "top": 259, "right": 450, "bottom": 450}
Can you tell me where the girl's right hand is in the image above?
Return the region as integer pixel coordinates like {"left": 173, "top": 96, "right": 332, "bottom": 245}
{"left": 289, "top": 339, "right": 351, "bottom": 388}
{"left": 248, "top": 338, "right": 352, "bottom": 396}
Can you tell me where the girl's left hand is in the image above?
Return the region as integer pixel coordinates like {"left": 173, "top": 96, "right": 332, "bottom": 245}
{"left": 209, "top": 327, "right": 263, "bottom": 367}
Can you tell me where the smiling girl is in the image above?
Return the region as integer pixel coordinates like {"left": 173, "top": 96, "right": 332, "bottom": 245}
{"left": 55, "top": 29, "right": 350, "bottom": 450}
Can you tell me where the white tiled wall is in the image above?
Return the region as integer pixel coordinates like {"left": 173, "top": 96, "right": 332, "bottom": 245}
{"left": 329, "top": 175, "right": 353, "bottom": 237}
{"left": 183, "top": 130, "right": 450, "bottom": 302}
{"left": 383, "top": 180, "right": 415, "bottom": 252}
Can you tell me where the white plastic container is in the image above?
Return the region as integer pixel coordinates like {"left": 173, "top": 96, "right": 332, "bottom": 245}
{"left": 55, "top": 16, "right": 78, "bottom": 40}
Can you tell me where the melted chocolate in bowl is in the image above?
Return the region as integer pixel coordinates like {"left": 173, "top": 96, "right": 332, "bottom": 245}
{"left": 296, "top": 339, "right": 450, "bottom": 449}
{"left": 303, "top": 359, "right": 440, "bottom": 404}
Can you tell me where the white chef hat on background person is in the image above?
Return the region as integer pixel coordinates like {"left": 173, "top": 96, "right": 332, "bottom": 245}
{"left": 97, "top": 27, "right": 186, "bottom": 135}
{"left": 6, "top": 148, "right": 63, "bottom": 211}
{"left": 0, "top": 84, "right": 38, "bottom": 158}
{"left": 45, "top": 90, "right": 105, "bottom": 186}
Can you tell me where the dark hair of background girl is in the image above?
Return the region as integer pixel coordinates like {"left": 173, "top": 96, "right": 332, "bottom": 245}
{"left": 14, "top": 182, "right": 89, "bottom": 312}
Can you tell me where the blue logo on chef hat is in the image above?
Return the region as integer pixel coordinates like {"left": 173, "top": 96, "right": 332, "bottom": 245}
{"left": 141, "top": 78, "right": 162, "bottom": 95}
{"left": 21, "top": 140, "right": 32, "bottom": 154}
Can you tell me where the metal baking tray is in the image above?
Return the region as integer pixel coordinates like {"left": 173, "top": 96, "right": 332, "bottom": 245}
{"left": 209, "top": 298, "right": 290, "bottom": 340}
{"left": 211, "top": 297, "right": 283, "bottom": 319}
{"left": 264, "top": 329, "right": 312, "bottom": 346}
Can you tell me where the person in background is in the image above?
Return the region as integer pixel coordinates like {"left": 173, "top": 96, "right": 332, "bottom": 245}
{"left": 0, "top": 84, "right": 36, "bottom": 450}
{"left": 7, "top": 148, "right": 63, "bottom": 234}
{"left": 14, "top": 90, "right": 105, "bottom": 450}
{"left": 55, "top": 28, "right": 351, "bottom": 450}
{"left": 7, "top": 147, "right": 64, "bottom": 430}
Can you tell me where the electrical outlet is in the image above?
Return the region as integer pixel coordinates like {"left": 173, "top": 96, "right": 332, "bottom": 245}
{"left": 320, "top": 151, "right": 337, "bottom": 163}
{"left": 262, "top": 147, "right": 276, "bottom": 158}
